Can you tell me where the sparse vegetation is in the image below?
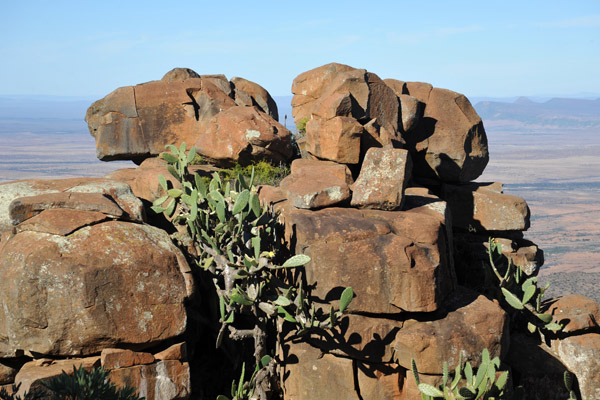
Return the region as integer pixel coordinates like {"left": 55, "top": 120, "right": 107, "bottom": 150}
{"left": 412, "top": 349, "right": 509, "bottom": 400}
{"left": 0, "top": 366, "right": 143, "bottom": 400}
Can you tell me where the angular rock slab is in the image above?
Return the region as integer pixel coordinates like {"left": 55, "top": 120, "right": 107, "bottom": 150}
{"left": 0, "top": 221, "right": 193, "bottom": 357}
{"left": 404, "top": 85, "right": 489, "bottom": 183}
{"left": 195, "top": 106, "right": 293, "bottom": 167}
{"left": 279, "top": 159, "right": 353, "bottom": 209}
{"left": 550, "top": 333, "right": 600, "bottom": 400}
{"left": 305, "top": 115, "right": 364, "bottom": 164}
{"left": 0, "top": 178, "right": 144, "bottom": 232}
{"left": 392, "top": 290, "right": 509, "bottom": 374}
{"left": 351, "top": 148, "right": 412, "bottom": 210}
{"left": 441, "top": 182, "right": 530, "bottom": 232}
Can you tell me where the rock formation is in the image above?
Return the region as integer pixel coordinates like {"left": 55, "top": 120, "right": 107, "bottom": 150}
{"left": 0, "top": 65, "right": 598, "bottom": 399}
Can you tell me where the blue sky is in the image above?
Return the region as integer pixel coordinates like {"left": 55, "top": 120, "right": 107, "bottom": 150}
{"left": 1, "top": 1, "right": 599, "bottom": 98}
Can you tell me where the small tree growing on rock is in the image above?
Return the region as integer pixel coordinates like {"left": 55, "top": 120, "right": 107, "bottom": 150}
{"left": 153, "top": 143, "right": 354, "bottom": 400}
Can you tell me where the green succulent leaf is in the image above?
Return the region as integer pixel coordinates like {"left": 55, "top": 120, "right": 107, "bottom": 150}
{"left": 544, "top": 322, "right": 563, "bottom": 332}
{"left": 273, "top": 296, "right": 292, "bottom": 307}
{"left": 501, "top": 287, "right": 524, "bottom": 310}
{"left": 281, "top": 254, "right": 311, "bottom": 268}
{"left": 152, "top": 195, "right": 169, "bottom": 207}
{"left": 535, "top": 312, "right": 553, "bottom": 323}
{"left": 277, "top": 306, "right": 297, "bottom": 323}
{"left": 161, "top": 152, "right": 178, "bottom": 163}
{"left": 230, "top": 292, "right": 253, "bottom": 306}
{"left": 158, "top": 174, "right": 168, "bottom": 191}
{"left": 522, "top": 284, "right": 537, "bottom": 304}
{"left": 165, "top": 198, "right": 176, "bottom": 217}
{"left": 232, "top": 189, "right": 250, "bottom": 215}
{"left": 187, "top": 146, "right": 196, "bottom": 163}
{"left": 249, "top": 193, "right": 261, "bottom": 217}
{"left": 339, "top": 287, "right": 354, "bottom": 313}
{"left": 527, "top": 321, "right": 537, "bottom": 333}
{"left": 167, "top": 165, "right": 181, "bottom": 181}
{"left": 411, "top": 359, "right": 420, "bottom": 385}
{"left": 418, "top": 383, "right": 444, "bottom": 397}
{"left": 465, "top": 362, "right": 473, "bottom": 385}
{"left": 496, "top": 371, "right": 509, "bottom": 390}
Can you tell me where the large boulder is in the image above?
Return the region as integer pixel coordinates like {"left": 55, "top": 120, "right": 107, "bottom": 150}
{"left": 86, "top": 68, "right": 291, "bottom": 165}
{"left": 261, "top": 200, "right": 456, "bottom": 313}
{"left": 405, "top": 85, "right": 489, "bottom": 182}
{"left": 392, "top": 290, "right": 509, "bottom": 374}
{"left": 0, "top": 220, "right": 193, "bottom": 357}
{"left": 194, "top": 106, "right": 293, "bottom": 167}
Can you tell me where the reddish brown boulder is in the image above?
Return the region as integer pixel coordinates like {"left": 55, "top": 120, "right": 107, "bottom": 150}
{"left": 231, "top": 76, "right": 278, "bottom": 120}
{"left": 279, "top": 159, "right": 353, "bottom": 209}
{"left": 405, "top": 86, "right": 489, "bottom": 182}
{"left": 398, "top": 94, "right": 423, "bottom": 133}
{"left": 305, "top": 116, "right": 363, "bottom": 164}
{"left": 0, "top": 359, "right": 25, "bottom": 385}
{"left": 544, "top": 294, "right": 600, "bottom": 333}
{"left": 0, "top": 178, "right": 144, "bottom": 232}
{"left": 351, "top": 148, "right": 412, "bottom": 210}
{"left": 195, "top": 106, "right": 293, "bottom": 167}
{"left": 101, "top": 348, "right": 155, "bottom": 370}
{"left": 86, "top": 70, "right": 288, "bottom": 166}
{"left": 161, "top": 67, "right": 201, "bottom": 82}
{"left": 392, "top": 290, "right": 509, "bottom": 374}
{"left": 9, "top": 192, "right": 123, "bottom": 225}
{"left": 356, "top": 363, "right": 403, "bottom": 400}
{"left": 291, "top": 63, "right": 365, "bottom": 123}
{"left": 0, "top": 221, "right": 193, "bottom": 357}
{"left": 365, "top": 72, "right": 401, "bottom": 144}
{"left": 154, "top": 342, "right": 187, "bottom": 361}
{"left": 441, "top": 182, "right": 530, "bottom": 232}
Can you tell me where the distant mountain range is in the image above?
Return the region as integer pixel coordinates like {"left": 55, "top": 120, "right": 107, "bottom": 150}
{"left": 474, "top": 97, "right": 600, "bottom": 129}
{"left": 2, "top": 94, "right": 599, "bottom": 134}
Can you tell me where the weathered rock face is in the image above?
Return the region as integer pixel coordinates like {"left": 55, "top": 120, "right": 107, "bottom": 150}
{"left": 0, "top": 221, "right": 192, "bottom": 357}
{"left": 86, "top": 68, "right": 291, "bottom": 166}
{"left": 351, "top": 147, "right": 412, "bottom": 210}
{"left": 392, "top": 290, "right": 509, "bottom": 374}
{"left": 194, "top": 106, "right": 293, "bottom": 167}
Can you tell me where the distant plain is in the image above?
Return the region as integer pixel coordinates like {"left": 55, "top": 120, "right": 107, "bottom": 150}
{"left": 0, "top": 95, "right": 598, "bottom": 300}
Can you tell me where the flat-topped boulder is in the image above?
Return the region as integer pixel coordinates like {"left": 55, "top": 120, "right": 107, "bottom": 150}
{"left": 279, "top": 159, "right": 353, "bottom": 209}
{"left": 86, "top": 68, "right": 292, "bottom": 165}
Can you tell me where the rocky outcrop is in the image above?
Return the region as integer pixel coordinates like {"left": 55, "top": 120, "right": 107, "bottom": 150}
{"left": 291, "top": 62, "right": 488, "bottom": 182}
{"left": 2, "top": 65, "right": 598, "bottom": 400}
{"left": 86, "top": 68, "right": 293, "bottom": 166}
